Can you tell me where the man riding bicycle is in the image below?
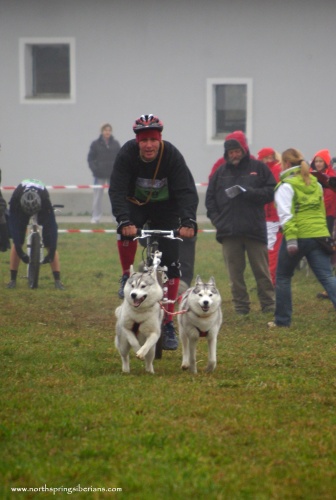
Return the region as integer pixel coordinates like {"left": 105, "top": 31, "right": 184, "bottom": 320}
{"left": 109, "top": 114, "right": 198, "bottom": 350}
{"left": 6, "top": 179, "right": 64, "bottom": 290}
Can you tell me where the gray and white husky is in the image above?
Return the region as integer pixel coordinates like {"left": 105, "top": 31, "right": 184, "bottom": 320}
{"left": 115, "top": 266, "right": 163, "bottom": 374}
{"left": 178, "top": 276, "right": 222, "bottom": 374}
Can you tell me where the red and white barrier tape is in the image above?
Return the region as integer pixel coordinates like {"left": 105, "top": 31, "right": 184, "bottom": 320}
{"left": 1, "top": 182, "right": 208, "bottom": 191}
{"left": 57, "top": 228, "right": 215, "bottom": 234}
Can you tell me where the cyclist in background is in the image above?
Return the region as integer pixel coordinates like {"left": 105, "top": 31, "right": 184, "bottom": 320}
{"left": 109, "top": 114, "right": 198, "bottom": 350}
{"left": 6, "top": 179, "right": 64, "bottom": 290}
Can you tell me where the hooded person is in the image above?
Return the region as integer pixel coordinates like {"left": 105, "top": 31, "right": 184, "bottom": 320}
{"left": 268, "top": 148, "right": 336, "bottom": 327}
{"left": 205, "top": 131, "right": 276, "bottom": 315}
{"left": 257, "top": 147, "right": 283, "bottom": 285}
{"left": 310, "top": 149, "right": 336, "bottom": 235}
{"left": 310, "top": 149, "right": 336, "bottom": 194}
{"left": 310, "top": 149, "right": 336, "bottom": 299}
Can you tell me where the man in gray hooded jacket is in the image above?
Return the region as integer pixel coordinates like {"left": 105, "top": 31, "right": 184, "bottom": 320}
{"left": 206, "top": 131, "right": 276, "bottom": 315}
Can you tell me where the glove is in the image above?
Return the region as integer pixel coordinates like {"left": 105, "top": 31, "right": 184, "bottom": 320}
{"left": 179, "top": 219, "right": 198, "bottom": 238}
{"left": 42, "top": 252, "right": 55, "bottom": 264}
{"left": 328, "top": 177, "right": 336, "bottom": 191}
{"left": 21, "top": 253, "right": 30, "bottom": 264}
{"left": 0, "top": 222, "right": 10, "bottom": 252}
{"left": 287, "top": 239, "right": 299, "bottom": 256}
{"left": 180, "top": 218, "right": 198, "bottom": 232}
{"left": 117, "top": 219, "right": 133, "bottom": 235}
{"left": 15, "top": 245, "right": 30, "bottom": 263}
{"left": 311, "top": 171, "right": 336, "bottom": 191}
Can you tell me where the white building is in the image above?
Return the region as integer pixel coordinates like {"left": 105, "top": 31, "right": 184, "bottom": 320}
{"left": 1, "top": 0, "right": 335, "bottom": 213}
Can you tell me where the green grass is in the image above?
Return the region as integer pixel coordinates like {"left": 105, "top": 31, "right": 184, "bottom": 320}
{"left": 1, "top": 222, "right": 336, "bottom": 499}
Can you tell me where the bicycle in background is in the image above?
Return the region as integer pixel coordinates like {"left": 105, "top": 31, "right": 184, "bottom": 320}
{"left": 26, "top": 205, "right": 64, "bottom": 289}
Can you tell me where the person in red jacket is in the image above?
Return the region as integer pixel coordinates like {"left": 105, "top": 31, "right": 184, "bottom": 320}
{"left": 257, "top": 148, "right": 283, "bottom": 285}
{"left": 310, "top": 149, "right": 336, "bottom": 299}
{"left": 311, "top": 149, "right": 336, "bottom": 235}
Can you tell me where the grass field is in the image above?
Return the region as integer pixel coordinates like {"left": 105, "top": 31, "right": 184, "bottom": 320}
{"left": 1, "top": 221, "right": 336, "bottom": 499}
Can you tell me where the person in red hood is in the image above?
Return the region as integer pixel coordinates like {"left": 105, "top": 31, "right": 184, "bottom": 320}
{"left": 311, "top": 149, "right": 336, "bottom": 235}
{"left": 257, "top": 148, "right": 283, "bottom": 285}
{"left": 206, "top": 131, "right": 276, "bottom": 315}
{"left": 310, "top": 149, "right": 336, "bottom": 299}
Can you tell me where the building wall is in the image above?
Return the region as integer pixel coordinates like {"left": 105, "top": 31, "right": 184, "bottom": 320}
{"left": 1, "top": 0, "right": 335, "bottom": 201}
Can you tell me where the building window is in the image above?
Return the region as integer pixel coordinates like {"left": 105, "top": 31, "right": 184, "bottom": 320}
{"left": 19, "top": 38, "right": 76, "bottom": 104}
{"left": 207, "top": 78, "right": 252, "bottom": 144}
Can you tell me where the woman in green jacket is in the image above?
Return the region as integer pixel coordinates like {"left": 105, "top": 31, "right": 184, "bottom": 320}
{"left": 269, "top": 148, "right": 336, "bottom": 327}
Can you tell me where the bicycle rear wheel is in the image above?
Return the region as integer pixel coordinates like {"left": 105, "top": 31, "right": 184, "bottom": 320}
{"left": 28, "top": 232, "right": 41, "bottom": 289}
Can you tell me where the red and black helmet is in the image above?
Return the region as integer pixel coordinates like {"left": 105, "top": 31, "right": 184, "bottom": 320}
{"left": 133, "top": 114, "right": 164, "bottom": 134}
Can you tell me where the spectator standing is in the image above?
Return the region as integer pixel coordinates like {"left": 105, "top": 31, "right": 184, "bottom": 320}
{"left": 109, "top": 114, "right": 198, "bottom": 350}
{"left": 310, "top": 150, "right": 336, "bottom": 236}
{"left": 310, "top": 149, "right": 336, "bottom": 299}
{"left": 257, "top": 148, "right": 283, "bottom": 285}
{"left": 269, "top": 148, "right": 336, "bottom": 328}
{"left": 206, "top": 131, "right": 276, "bottom": 315}
{"left": 6, "top": 179, "right": 64, "bottom": 290}
{"left": 88, "top": 123, "right": 120, "bottom": 223}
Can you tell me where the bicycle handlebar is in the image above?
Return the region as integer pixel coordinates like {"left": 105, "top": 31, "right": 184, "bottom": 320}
{"left": 134, "top": 228, "right": 182, "bottom": 241}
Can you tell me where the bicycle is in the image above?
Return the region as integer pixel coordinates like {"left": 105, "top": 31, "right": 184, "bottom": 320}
{"left": 26, "top": 204, "right": 64, "bottom": 289}
{"left": 134, "top": 225, "right": 182, "bottom": 359}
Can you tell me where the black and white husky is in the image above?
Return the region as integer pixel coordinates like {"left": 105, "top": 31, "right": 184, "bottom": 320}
{"left": 115, "top": 266, "right": 163, "bottom": 374}
{"left": 178, "top": 276, "right": 222, "bottom": 374}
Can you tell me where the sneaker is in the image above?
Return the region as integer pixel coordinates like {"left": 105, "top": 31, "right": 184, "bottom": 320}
{"left": 267, "top": 321, "right": 289, "bottom": 328}
{"left": 162, "top": 321, "right": 178, "bottom": 350}
{"left": 6, "top": 280, "right": 16, "bottom": 289}
{"left": 118, "top": 273, "right": 129, "bottom": 299}
{"left": 55, "top": 280, "right": 65, "bottom": 290}
{"left": 316, "top": 291, "right": 330, "bottom": 300}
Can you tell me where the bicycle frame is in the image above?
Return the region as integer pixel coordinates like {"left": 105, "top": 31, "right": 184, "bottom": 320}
{"left": 134, "top": 228, "right": 182, "bottom": 358}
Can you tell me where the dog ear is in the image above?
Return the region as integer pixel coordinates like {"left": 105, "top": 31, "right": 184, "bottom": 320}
{"left": 208, "top": 277, "right": 216, "bottom": 286}
{"left": 195, "top": 275, "right": 203, "bottom": 285}
{"left": 129, "top": 264, "right": 134, "bottom": 276}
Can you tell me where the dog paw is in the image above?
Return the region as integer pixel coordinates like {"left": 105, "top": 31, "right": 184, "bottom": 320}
{"left": 136, "top": 351, "right": 145, "bottom": 360}
{"left": 181, "top": 364, "right": 189, "bottom": 371}
{"left": 205, "top": 363, "right": 216, "bottom": 373}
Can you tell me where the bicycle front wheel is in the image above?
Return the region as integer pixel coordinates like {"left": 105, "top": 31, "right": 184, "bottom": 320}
{"left": 28, "top": 232, "right": 41, "bottom": 289}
